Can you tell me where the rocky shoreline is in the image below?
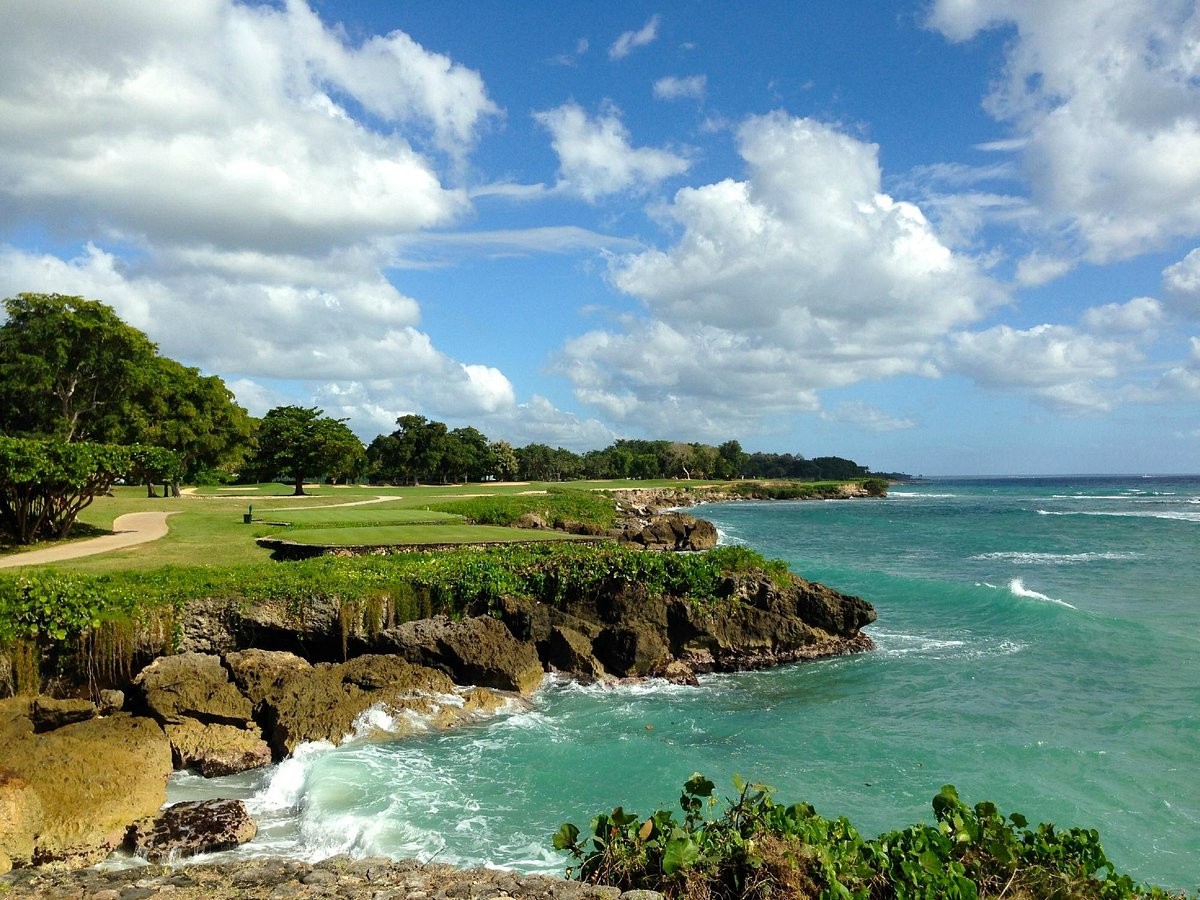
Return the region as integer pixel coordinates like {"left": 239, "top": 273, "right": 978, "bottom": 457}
{"left": 0, "top": 487, "right": 880, "bottom": 885}
{"left": 0, "top": 854, "right": 655, "bottom": 899}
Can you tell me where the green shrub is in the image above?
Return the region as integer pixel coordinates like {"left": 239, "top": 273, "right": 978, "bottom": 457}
{"left": 555, "top": 776, "right": 1187, "bottom": 900}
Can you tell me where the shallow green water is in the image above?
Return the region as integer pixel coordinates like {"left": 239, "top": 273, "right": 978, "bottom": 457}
{"left": 170, "top": 476, "right": 1200, "bottom": 891}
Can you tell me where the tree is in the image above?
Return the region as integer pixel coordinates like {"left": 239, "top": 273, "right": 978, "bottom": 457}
{"left": 0, "top": 293, "right": 159, "bottom": 442}
{"left": 443, "top": 427, "right": 491, "bottom": 482}
{"left": 717, "top": 440, "right": 747, "bottom": 479}
{"left": 489, "top": 440, "right": 519, "bottom": 482}
{"left": 375, "top": 415, "right": 454, "bottom": 485}
{"left": 252, "top": 406, "right": 364, "bottom": 496}
{"left": 123, "top": 357, "right": 253, "bottom": 496}
{"left": 0, "top": 437, "right": 175, "bottom": 543}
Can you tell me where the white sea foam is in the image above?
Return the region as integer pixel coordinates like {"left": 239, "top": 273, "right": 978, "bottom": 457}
{"left": 887, "top": 492, "right": 959, "bottom": 499}
{"left": 971, "top": 550, "right": 1140, "bottom": 565}
{"left": 869, "top": 628, "right": 1024, "bottom": 661}
{"left": 252, "top": 740, "right": 334, "bottom": 813}
{"left": 1007, "top": 578, "right": 1075, "bottom": 609}
{"left": 1038, "top": 509, "right": 1200, "bottom": 523}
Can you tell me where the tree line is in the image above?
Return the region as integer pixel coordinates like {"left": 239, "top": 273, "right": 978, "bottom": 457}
{"left": 0, "top": 294, "right": 882, "bottom": 540}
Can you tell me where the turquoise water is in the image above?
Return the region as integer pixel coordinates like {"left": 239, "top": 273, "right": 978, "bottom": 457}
{"left": 168, "top": 477, "right": 1200, "bottom": 891}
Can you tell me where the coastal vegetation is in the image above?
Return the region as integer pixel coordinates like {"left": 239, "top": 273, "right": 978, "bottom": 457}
{"left": 556, "top": 775, "right": 1185, "bottom": 899}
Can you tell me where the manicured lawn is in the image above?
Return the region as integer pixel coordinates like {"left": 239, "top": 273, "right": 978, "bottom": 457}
{"left": 4, "top": 481, "right": 617, "bottom": 571}
{"left": 260, "top": 506, "right": 465, "bottom": 526}
{"left": 279, "top": 524, "right": 586, "bottom": 546}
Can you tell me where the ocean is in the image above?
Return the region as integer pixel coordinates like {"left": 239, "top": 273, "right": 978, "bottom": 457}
{"left": 165, "top": 476, "right": 1200, "bottom": 892}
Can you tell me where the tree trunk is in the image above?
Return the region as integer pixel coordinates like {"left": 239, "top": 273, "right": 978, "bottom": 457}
{"left": 293, "top": 476, "right": 305, "bottom": 496}
{"left": 145, "top": 479, "right": 158, "bottom": 498}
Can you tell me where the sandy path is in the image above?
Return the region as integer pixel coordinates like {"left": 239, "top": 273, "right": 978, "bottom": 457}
{"left": 0, "top": 511, "right": 176, "bottom": 568}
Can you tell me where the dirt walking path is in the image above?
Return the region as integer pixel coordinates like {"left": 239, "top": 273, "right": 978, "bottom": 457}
{"left": 0, "top": 512, "right": 176, "bottom": 569}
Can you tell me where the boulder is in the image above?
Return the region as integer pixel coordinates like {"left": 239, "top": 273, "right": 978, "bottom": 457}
{"left": 592, "top": 623, "right": 670, "bottom": 677}
{"left": 546, "top": 626, "right": 608, "bottom": 681}
{"left": 127, "top": 798, "right": 257, "bottom": 862}
{"left": 223, "top": 648, "right": 312, "bottom": 708}
{"left": 232, "top": 652, "right": 505, "bottom": 757}
{"left": 621, "top": 513, "right": 718, "bottom": 551}
{"left": 0, "top": 701, "right": 171, "bottom": 868}
{"left": 165, "top": 720, "right": 272, "bottom": 777}
{"left": 133, "top": 652, "right": 269, "bottom": 776}
{"left": 377, "top": 615, "right": 545, "bottom": 695}
{"left": 134, "top": 652, "right": 254, "bottom": 726}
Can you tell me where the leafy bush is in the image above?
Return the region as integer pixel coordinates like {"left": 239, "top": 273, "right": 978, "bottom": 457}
{"left": 555, "top": 776, "right": 1187, "bottom": 900}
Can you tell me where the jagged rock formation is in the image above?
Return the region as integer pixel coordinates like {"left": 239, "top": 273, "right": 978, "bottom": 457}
{"left": 495, "top": 571, "right": 875, "bottom": 682}
{"left": 134, "top": 652, "right": 272, "bottom": 776}
{"left": 223, "top": 649, "right": 507, "bottom": 757}
{"left": 374, "top": 615, "right": 546, "bottom": 695}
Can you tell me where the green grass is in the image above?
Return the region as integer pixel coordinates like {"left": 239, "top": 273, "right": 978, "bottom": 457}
{"left": 263, "top": 506, "right": 465, "bottom": 526}
{"left": 280, "top": 524, "right": 587, "bottom": 545}
{"left": 2, "top": 478, "right": 873, "bottom": 574}
{"left": 1, "top": 481, "right": 620, "bottom": 572}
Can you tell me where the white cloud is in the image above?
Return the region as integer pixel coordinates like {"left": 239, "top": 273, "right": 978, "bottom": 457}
{"left": 654, "top": 75, "right": 707, "bottom": 101}
{"left": 533, "top": 101, "right": 691, "bottom": 201}
{"left": 1014, "top": 253, "right": 1075, "bottom": 287}
{"left": 939, "top": 323, "right": 1139, "bottom": 414}
{"left": 821, "top": 401, "right": 918, "bottom": 432}
{"left": 1163, "top": 247, "right": 1200, "bottom": 317}
{"left": 928, "top": 0, "right": 1200, "bottom": 263}
{"left": 555, "top": 111, "right": 1002, "bottom": 437}
{"left": 609, "top": 15, "right": 660, "bottom": 60}
{"left": 0, "top": 0, "right": 496, "bottom": 252}
{"left": 1081, "top": 296, "right": 1164, "bottom": 335}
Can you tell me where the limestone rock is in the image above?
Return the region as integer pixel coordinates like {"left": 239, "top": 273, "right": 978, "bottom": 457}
{"left": 165, "top": 720, "right": 272, "bottom": 777}
{"left": 593, "top": 623, "right": 670, "bottom": 677}
{"left": 134, "top": 652, "right": 254, "bottom": 727}
{"left": 29, "top": 697, "right": 96, "bottom": 732}
{"left": 377, "top": 615, "right": 545, "bottom": 695}
{"left": 621, "top": 513, "right": 718, "bottom": 551}
{"left": 127, "top": 798, "right": 257, "bottom": 862}
{"left": 653, "top": 660, "right": 699, "bottom": 686}
{"left": 237, "top": 652, "right": 502, "bottom": 757}
{"left": 546, "top": 626, "right": 607, "bottom": 680}
{"left": 0, "top": 706, "right": 171, "bottom": 868}
{"left": 223, "top": 648, "right": 312, "bottom": 709}
{"left": 0, "top": 766, "right": 43, "bottom": 868}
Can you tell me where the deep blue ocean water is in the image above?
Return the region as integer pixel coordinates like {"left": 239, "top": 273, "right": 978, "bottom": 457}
{"left": 167, "top": 476, "right": 1200, "bottom": 891}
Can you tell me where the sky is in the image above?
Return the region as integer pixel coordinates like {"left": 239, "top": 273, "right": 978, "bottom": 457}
{"left": 2, "top": 1, "right": 1199, "bottom": 476}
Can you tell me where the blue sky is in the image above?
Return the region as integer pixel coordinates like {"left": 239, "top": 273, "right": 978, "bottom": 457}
{"left": 2, "top": 1, "right": 1199, "bottom": 475}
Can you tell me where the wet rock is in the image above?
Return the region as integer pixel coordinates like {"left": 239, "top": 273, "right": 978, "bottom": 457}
{"left": 127, "top": 798, "right": 257, "bottom": 862}
{"left": 377, "top": 615, "right": 545, "bottom": 695}
{"left": 546, "top": 626, "right": 607, "bottom": 680}
{"left": 652, "top": 660, "right": 699, "bottom": 686}
{"left": 231, "top": 652, "right": 504, "bottom": 757}
{"left": 593, "top": 623, "right": 671, "bottom": 678}
{"left": 620, "top": 513, "right": 718, "bottom": 552}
